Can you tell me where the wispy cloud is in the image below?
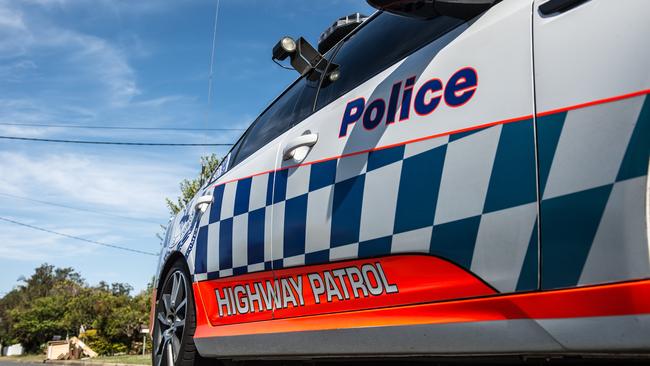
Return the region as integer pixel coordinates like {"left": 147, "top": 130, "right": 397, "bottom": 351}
{"left": 0, "top": 216, "right": 97, "bottom": 261}
{"left": 0, "top": 1, "right": 139, "bottom": 106}
{"left": 0, "top": 150, "right": 191, "bottom": 219}
{"left": 0, "top": 4, "right": 32, "bottom": 58}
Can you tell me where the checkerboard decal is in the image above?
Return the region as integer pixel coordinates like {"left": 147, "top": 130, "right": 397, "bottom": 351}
{"left": 192, "top": 95, "right": 649, "bottom": 293}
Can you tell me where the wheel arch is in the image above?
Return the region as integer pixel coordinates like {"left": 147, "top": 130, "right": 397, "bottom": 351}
{"left": 156, "top": 251, "right": 191, "bottom": 300}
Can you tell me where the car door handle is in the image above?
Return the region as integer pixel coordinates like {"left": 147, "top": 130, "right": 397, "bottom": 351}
{"left": 194, "top": 195, "right": 213, "bottom": 213}
{"left": 282, "top": 133, "right": 318, "bottom": 161}
{"left": 539, "top": 0, "right": 589, "bottom": 16}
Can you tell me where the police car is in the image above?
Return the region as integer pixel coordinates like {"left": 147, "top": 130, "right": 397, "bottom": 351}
{"left": 152, "top": 0, "right": 650, "bottom": 364}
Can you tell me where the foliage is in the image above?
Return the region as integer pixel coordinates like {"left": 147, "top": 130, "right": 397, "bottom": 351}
{"left": 165, "top": 153, "right": 221, "bottom": 215}
{"left": 0, "top": 264, "right": 153, "bottom": 355}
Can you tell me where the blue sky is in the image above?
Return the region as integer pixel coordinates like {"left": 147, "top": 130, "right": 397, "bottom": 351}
{"left": 0, "top": 0, "right": 374, "bottom": 295}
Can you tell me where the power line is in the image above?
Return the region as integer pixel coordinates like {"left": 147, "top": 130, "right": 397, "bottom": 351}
{"left": 0, "top": 216, "right": 158, "bottom": 256}
{"left": 0, "top": 135, "right": 234, "bottom": 146}
{"left": 0, "top": 121, "right": 244, "bottom": 132}
{"left": 0, "top": 192, "right": 162, "bottom": 225}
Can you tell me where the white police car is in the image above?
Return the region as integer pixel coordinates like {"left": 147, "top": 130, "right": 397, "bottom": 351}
{"left": 152, "top": 0, "right": 650, "bottom": 364}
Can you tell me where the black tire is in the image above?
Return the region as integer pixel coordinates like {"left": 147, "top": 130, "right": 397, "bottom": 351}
{"left": 153, "top": 259, "right": 207, "bottom": 366}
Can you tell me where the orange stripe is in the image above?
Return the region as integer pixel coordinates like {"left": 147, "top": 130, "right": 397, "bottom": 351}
{"left": 149, "top": 288, "right": 157, "bottom": 335}
{"left": 194, "top": 279, "right": 650, "bottom": 338}
{"left": 213, "top": 88, "right": 650, "bottom": 188}
{"left": 537, "top": 88, "right": 650, "bottom": 117}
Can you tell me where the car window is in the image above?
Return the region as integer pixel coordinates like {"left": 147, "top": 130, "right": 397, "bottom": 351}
{"left": 230, "top": 68, "right": 322, "bottom": 168}
{"left": 315, "top": 11, "right": 466, "bottom": 110}
{"left": 207, "top": 130, "right": 245, "bottom": 184}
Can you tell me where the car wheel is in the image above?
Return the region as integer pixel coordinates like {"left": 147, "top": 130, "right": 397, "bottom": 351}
{"left": 153, "top": 260, "right": 204, "bottom": 366}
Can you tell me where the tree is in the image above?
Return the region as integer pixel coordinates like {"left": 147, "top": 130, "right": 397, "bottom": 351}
{"left": 9, "top": 295, "right": 70, "bottom": 351}
{"left": 0, "top": 264, "right": 154, "bottom": 355}
{"left": 165, "top": 153, "right": 220, "bottom": 215}
{"left": 1, "top": 264, "right": 85, "bottom": 351}
{"left": 16, "top": 264, "right": 84, "bottom": 301}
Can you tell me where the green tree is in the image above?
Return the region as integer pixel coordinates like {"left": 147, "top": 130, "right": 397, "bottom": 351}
{"left": 1, "top": 264, "right": 84, "bottom": 351}
{"left": 0, "top": 290, "right": 23, "bottom": 344}
{"left": 0, "top": 264, "right": 154, "bottom": 355}
{"left": 9, "top": 295, "right": 70, "bottom": 351}
{"left": 165, "top": 153, "right": 220, "bottom": 215}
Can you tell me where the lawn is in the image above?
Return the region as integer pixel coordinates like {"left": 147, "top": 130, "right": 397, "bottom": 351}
{"left": 89, "top": 355, "right": 150, "bottom": 365}
{"left": 0, "top": 354, "right": 150, "bottom": 365}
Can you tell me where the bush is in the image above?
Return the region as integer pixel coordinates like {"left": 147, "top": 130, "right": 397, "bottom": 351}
{"left": 86, "top": 336, "right": 112, "bottom": 356}
{"left": 0, "top": 264, "right": 153, "bottom": 355}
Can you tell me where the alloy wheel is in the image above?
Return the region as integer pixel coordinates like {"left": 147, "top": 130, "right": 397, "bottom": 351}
{"left": 154, "top": 270, "right": 188, "bottom": 366}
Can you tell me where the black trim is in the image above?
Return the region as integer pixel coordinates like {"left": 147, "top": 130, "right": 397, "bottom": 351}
{"left": 539, "top": 0, "right": 590, "bottom": 16}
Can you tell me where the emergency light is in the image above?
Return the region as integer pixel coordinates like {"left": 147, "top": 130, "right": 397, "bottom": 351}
{"left": 367, "top": 0, "right": 497, "bottom": 19}
{"left": 318, "top": 13, "right": 369, "bottom": 54}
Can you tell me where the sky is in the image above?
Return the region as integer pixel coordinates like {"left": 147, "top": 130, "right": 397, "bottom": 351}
{"left": 0, "top": 0, "right": 374, "bottom": 295}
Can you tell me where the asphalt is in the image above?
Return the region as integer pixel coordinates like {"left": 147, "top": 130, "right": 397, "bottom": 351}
{"left": 0, "top": 361, "right": 43, "bottom": 366}
{"left": 3, "top": 356, "right": 650, "bottom": 366}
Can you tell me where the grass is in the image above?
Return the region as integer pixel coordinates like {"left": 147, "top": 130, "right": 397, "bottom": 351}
{"left": 0, "top": 354, "right": 150, "bottom": 365}
{"left": 88, "top": 355, "right": 150, "bottom": 365}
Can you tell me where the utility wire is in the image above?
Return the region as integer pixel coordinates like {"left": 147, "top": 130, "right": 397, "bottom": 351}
{"left": 0, "top": 135, "right": 233, "bottom": 146}
{"left": 0, "top": 121, "right": 244, "bottom": 132}
{"left": 0, "top": 192, "right": 162, "bottom": 224}
{"left": 0, "top": 216, "right": 158, "bottom": 256}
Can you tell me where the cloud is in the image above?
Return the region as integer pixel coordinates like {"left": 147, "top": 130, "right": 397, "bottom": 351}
{"left": 0, "top": 1, "right": 139, "bottom": 106}
{"left": 0, "top": 5, "right": 25, "bottom": 30}
{"left": 134, "top": 95, "right": 192, "bottom": 108}
{"left": 0, "top": 4, "right": 33, "bottom": 58}
{"left": 43, "top": 29, "right": 140, "bottom": 106}
{"left": 0, "top": 216, "right": 96, "bottom": 261}
{"left": 0, "top": 150, "right": 192, "bottom": 219}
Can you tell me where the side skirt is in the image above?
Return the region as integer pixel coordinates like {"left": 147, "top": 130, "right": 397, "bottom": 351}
{"left": 193, "top": 280, "right": 650, "bottom": 358}
{"left": 195, "top": 315, "right": 650, "bottom": 358}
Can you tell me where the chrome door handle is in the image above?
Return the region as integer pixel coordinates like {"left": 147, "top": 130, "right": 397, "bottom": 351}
{"left": 194, "top": 195, "right": 213, "bottom": 213}
{"left": 282, "top": 133, "right": 318, "bottom": 161}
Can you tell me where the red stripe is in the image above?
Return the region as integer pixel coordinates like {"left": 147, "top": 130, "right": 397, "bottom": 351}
{"left": 537, "top": 89, "right": 650, "bottom": 117}
{"left": 149, "top": 288, "right": 157, "bottom": 335}
{"left": 213, "top": 88, "right": 650, "bottom": 189}
{"left": 194, "top": 279, "right": 650, "bottom": 338}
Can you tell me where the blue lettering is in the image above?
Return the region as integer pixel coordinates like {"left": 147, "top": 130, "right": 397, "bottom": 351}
{"left": 362, "top": 99, "right": 386, "bottom": 130}
{"left": 339, "top": 98, "right": 365, "bottom": 138}
{"left": 400, "top": 76, "right": 416, "bottom": 121}
{"left": 444, "top": 67, "right": 478, "bottom": 107}
{"left": 338, "top": 67, "right": 478, "bottom": 138}
{"left": 414, "top": 78, "right": 443, "bottom": 116}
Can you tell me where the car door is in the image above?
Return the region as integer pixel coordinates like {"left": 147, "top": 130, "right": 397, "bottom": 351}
{"left": 533, "top": 0, "right": 650, "bottom": 290}
{"left": 191, "top": 71, "right": 321, "bottom": 325}
{"left": 269, "top": 0, "right": 538, "bottom": 320}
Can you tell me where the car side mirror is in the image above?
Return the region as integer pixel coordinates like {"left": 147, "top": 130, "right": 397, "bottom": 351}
{"left": 366, "top": 0, "right": 497, "bottom": 20}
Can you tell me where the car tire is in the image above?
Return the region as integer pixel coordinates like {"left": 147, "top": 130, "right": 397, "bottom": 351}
{"left": 153, "top": 259, "right": 209, "bottom": 366}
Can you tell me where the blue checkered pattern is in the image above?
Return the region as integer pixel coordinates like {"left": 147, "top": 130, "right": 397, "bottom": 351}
{"left": 192, "top": 116, "right": 540, "bottom": 293}
{"left": 191, "top": 94, "right": 649, "bottom": 294}
{"left": 538, "top": 95, "right": 650, "bottom": 289}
